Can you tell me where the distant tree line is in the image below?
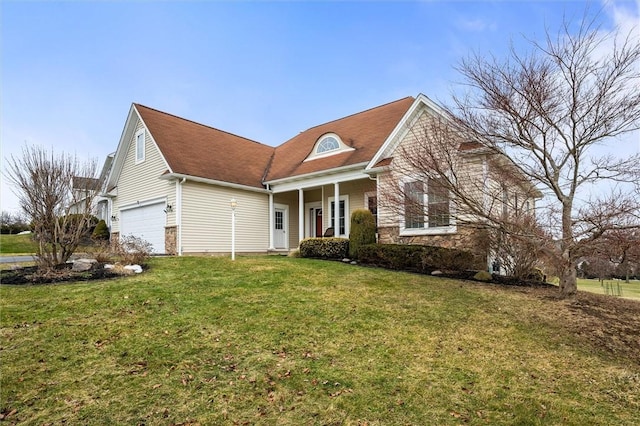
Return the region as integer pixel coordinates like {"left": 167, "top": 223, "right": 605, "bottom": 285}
{"left": 1, "top": 211, "right": 30, "bottom": 234}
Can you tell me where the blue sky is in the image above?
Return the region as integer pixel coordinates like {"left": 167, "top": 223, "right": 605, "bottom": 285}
{"left": 1, "top": 0, "right": 639, "bottom": 213}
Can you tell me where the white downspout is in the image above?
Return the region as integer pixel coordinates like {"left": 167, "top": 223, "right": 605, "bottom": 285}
{"left": 298, "top": 188, "right": 304, "bottom": 245}
{"left": 177, "top": 178, "right": 186, "bottom": 256}
{"left": 268, "top": 192, "right": 275, "bottom": 250}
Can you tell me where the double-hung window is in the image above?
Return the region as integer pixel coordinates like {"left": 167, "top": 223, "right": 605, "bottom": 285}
{"left": 330, "top": 200, "right": 346, "bottom": 235}
{"left": 402, "top": 177, "right": 452, "bottom": 234}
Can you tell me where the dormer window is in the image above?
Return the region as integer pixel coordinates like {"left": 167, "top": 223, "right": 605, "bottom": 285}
{"left": 305, "top": 133, "right": 355, "bottom": 162}
{"left": 317, "top": 136, "right": 340, "bottom": 154}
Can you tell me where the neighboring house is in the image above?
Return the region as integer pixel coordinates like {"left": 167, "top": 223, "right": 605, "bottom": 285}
{"left": 69, "top": 154, "right": 115, "bottom": 222}
{"left": 103, "top": 94, "right": 538, "bottom": 267}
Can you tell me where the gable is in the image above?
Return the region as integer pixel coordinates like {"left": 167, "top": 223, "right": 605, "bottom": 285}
{"left": 264, "top": 97, "right": 415, "bottom": 182}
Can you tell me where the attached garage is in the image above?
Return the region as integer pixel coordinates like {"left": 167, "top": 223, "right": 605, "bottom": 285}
{"left": 119, "top": 200, "right": 166, "bottom": 254}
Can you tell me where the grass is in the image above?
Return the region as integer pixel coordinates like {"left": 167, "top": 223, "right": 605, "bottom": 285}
{"left": 577, "top": 278, "right": 640, "bottom": 300}
{"left": 0, "top": 233, "right": 37, "bottom": 255}
{"left": 1, "top": 256, "right": 639, "bottom": 425}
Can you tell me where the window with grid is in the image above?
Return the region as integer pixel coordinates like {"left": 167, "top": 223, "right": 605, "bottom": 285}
{"left": 427, "top": 177, "right": 450, "bottom": 227}
{"left": 330, "top": 200, "right": 346, "bottom": 235}
{"left": 404, "top": 181, "right": 425, "bottom": 229}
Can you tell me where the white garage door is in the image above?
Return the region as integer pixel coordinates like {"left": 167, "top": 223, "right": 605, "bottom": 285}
{"left": 120, "top": 202, "right": 165, "bottom": 254}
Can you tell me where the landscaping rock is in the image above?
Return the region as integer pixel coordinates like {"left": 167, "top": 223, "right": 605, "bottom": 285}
{"left": 124, "top": 264, "right": 143, "bottom": 274}
{"left": 431, "top": 270, "right": 443, "bottom": 275}
{"left": 72, "top": 258, "right": 98, "bottom": 272}
{"left": 473, "top": 270, "right": 493, "bottom": 282}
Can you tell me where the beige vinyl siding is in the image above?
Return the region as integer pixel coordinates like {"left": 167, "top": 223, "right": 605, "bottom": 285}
{"left": 112, "top": 119, "right": 172, "bottom": 233}
{"left": 320, "top": 179, "right": 375, "bottom": 231}
{"left": 181, "top": 181, "right": 269, "bottom": 253}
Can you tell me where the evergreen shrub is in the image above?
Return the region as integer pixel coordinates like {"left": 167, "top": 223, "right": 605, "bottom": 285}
{"left": 358, "top": 243, "right": 477, "bottom": 273}
{"left": 299, "top": 238, "right": 349, "bottom": 259}
{"left": 92, "top": 219, "right": 110, "bottom": 241}
{"left": 349, "top": 209, "right": 376, "bottom": 259}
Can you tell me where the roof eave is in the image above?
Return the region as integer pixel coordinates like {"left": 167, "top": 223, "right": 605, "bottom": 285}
{"left": 160, "top": 173, "right": 270, "bottom": 194}
{"left": 264, "top": 162, "right": 369, "bottom": 186}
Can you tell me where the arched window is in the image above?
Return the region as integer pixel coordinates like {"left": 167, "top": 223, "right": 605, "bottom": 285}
{"left": 316, "top": 136, "right": 340, "bottom": 154}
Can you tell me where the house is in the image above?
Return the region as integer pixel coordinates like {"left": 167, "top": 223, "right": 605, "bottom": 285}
{"left": 103, "top": 94, "right": 537, "bottom": 266}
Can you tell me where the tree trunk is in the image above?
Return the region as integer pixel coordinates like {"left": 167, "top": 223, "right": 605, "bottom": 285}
{"left": 559, "top": 262, "right": 578, "bottom": 296}
{"left": 559, "top": 201, "right": 577, "bottom": 297}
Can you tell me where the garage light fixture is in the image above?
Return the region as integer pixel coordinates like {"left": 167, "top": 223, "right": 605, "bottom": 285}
{"left": 110, "top": 215, "right": 118, "bottom": 222}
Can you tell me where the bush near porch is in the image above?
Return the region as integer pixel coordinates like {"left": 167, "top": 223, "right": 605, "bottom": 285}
{"left": 357, "top": 243, "right": 478, "bottom": 273}
{"left": 299, "top": 238, "right": 350, "bottom": 259}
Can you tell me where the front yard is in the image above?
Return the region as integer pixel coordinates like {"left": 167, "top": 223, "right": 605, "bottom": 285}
{"left": 1, "top": 256, "right": 639, "bottom": 425}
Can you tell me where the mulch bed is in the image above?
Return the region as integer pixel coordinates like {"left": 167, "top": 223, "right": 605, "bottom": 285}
{"left": 0, "top": 264, "right": 121, "bottom": 285}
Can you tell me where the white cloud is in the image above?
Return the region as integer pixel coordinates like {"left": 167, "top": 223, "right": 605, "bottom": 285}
{"left": 455, "top": 17, "right": 497, "bottom": 32}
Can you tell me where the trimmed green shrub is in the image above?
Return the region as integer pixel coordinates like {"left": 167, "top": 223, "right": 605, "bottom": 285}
{"left": 299, "top": 238, "right": 349, "bottom": 259}
{"left": 358, "top": 244, "right": 426, "bottom": 271}
{"left": 92, "top": 219, "right": 110, "bottom": 241}
{"left": 349, "top": 209, "right": 376, "bottom": 259}
{"left": 358, "top": 243, "right": 478, "bottom": 273}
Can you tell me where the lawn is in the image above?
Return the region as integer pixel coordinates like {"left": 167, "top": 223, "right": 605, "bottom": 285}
{"left": 1, "top": 256, "right": 639, "bottom": 425}
{"left": 577, "top": 278, "right": 640, "bottom": 300}
{"left": 0, "top": 233, "right": 37, "bottom": 255}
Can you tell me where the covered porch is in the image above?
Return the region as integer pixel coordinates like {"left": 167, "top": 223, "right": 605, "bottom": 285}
{"left": 266, "top": 172, "right": 377, "bottom": 251}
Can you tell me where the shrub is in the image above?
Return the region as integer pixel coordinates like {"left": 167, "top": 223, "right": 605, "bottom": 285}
{"left": 86, "top": 240, "right": 113, "bottom": 263}
{"left": 525, "top": 268, "right": 545, "bottom": 282}
{"left": 349, "top": 209, "right": 376, "bottom": 259}
{"left": 358, "top": 244, "right": 426, "bottom": 271}
{"left": 299, "top": 238, "right": 349, "bottom": 259}
{"left": 358, "top": 243, "right": 478, "bottom": 273}
{"left": 113, "top": 235, "right": 153, "bottom": 265}
{"left": 92, "top": 220, "right": 110, "bottom": 241}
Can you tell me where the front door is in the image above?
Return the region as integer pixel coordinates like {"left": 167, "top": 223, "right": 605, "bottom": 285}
{"left": 315, "top": 209, "right": 323, "bottom": 237}
{"left": 274, "top": 207, "right": 286, "bottom": 249}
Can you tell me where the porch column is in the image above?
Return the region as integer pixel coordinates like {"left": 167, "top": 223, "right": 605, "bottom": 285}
{"left": 334, "top": 182, "right": 340, "bottom": 237}
{"left": 298, "top": 188, "right": 304, "bottom": 245}
{"left": 268, "top": 192, "right": 275, "bottom": 250}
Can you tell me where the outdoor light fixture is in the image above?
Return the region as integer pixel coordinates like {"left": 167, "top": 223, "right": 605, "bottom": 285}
{"left": 164, "top": 204, "right": 173, "bottom": 213}
{"left": 230, "top": 198, "right": 237, "bottom": 260}
{"left": 110, "top": 215, "right": 118, "bottom": 222}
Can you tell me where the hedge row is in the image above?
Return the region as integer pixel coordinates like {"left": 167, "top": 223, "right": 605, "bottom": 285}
{"left": 357, "top": 243, "right": 478, "bottom": 273}
{"left": 299, "top": 238, "right": 350, "bottom": 259}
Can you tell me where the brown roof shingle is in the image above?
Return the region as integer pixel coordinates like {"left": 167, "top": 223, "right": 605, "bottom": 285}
{"left": 264, "top": 97, "right": 415, "bottom": 182}
{"left": 135, "top": 104, "right": 275, "bottom": 189}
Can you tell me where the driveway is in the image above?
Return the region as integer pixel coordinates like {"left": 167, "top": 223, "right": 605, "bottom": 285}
{"left": 0, "top": 255, "right": 36, "bottom": 264}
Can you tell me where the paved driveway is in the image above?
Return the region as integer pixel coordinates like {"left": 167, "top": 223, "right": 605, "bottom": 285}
{"left": 0, "top": 255, "right": 36, "bottom": 264}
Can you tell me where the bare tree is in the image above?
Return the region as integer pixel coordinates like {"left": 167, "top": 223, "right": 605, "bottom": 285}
{"left": 389, "top": 14, "right": 640, "bottom": 297}
{"left": 5, "top": 145, "right": 100, "bottom": 271}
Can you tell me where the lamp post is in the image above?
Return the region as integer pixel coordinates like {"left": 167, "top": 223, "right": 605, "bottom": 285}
{"left": 230, "top": 198, "right": 237, "bottom": 261}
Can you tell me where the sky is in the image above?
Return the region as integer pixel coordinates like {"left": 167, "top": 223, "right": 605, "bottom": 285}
{"left": 1, "top": 0, "right": 639, "bottom": 214}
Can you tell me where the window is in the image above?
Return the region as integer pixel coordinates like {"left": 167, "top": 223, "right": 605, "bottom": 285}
{"left": 330, "top": 200, "right": 346, "bottom": 235}
{"left": 305, "top": 133, "right": 355, "bottom": 162}
{"left": 275, "top": 210, "right": 284, "bottom": 230}
{"left": 402, "top": 178, "right": 451, "bottom": 232}
{"left": 316, "top": 136, "right": 340, "bottom": 154}
{"left": 135, "top": 130, "right": 145, "bottom": 163}
{"left": 404, "top": 181, "right": 424, "bottom": 229}
{"left": 365, "top": 193, "right": 378, "bottom": 226}
{"left": 427, "top": 177, "right": 450, "bottom": 227}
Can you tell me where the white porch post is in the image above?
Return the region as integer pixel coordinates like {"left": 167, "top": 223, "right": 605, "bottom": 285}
{"left": 334, "top": 182, "right": 340, "bottom": 236}
{"left": 298, "top": 188, "right": 304, "bottom": 245}
{"left": 268, "top": 192, "right": 275, "bottom": 250}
